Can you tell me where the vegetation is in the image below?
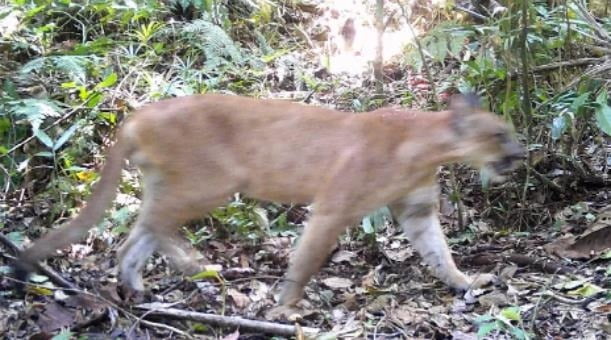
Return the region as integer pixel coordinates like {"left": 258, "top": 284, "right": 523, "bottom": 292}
{"left": 1, "top": 0, "right": 609, "bottom": 338}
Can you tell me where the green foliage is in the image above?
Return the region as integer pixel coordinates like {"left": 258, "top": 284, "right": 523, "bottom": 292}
{"left": 474, "top": 307, "right": 530, "bottom": 339}
{"left": 177, "top": 19, "right": 246, "bottom": 71}
{"left": 183, "top": 196, "right": 271, "bottom": 244}
{"left": 361, "top": 207, "right": 392, "bottom": 234}
{"left": 594, "top": 91, "right": 611, "bottom": 136}
{"left": 20, "top": 56, "right": 96, "bottom": 85}
{"left": 404, "top": 3, "right": 610, "bottom": 142}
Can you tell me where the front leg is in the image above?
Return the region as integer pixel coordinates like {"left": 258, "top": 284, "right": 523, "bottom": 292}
{"left": 278, "top": 212, "right": 351, "bottom": 306}
{"left": 390, "top": 186, "right": 495, "bottom": 291}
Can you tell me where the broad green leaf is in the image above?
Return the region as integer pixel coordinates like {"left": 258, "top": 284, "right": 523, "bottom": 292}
{"left": 361, "top": 216, "right": 374, "bottom": 234}
{"left": 509, "top": 326, "right": 529, "bottom": 340}
{"left": 60, "top": 81, "right": 78, "bottom": 88}
{"left": 568, "top": 283, "right": 605, "bottom": 297}
{"left": 551, "top": 115, "right": 568, "bottom": 140}
{"left": 0, "top": 117, "right": 10, "bottom": 135}
{"left": 0, "top": 265, "right": 11, "bottom": 274}
{"left": 86, "top": 92, "right": 104, "bottom": 108}
{"left": 95, "top": 73, "right": 118, "bottom": 89}
{"left": 500, "top": 306, "right": 521, "bottom": 321}
{"left": 594, "top": 91, "right": 611, "bottom": 136}
{"left": 554, "top": 279, "right": 587, "bottom": 290}
{"left": 30, "top": 273, "right": 49, "bottom": 283}
{"left": 34, "top": 151, "right": 54, "bottom": 158}
{"left": 3, "top": 79, "right": 18, "bottom": 98}
{"left": 53, "top": 123, "right": 79, "bottom": 151}
{"left": 98, "top": 112, "right": 117, "bottom": 124}
{"left": 34, "top": 129, "right": 54, "bottom": 149}
{"left": 27, "top": 285, "right": 53, "bottom": 296}
{"left": 191, "top": 322, "right": 208, "bottom": 333}
{"left": 51, "top": 329, "right": 73, "bottom": 340}
{"left": 112, "top": 225, "right": 130, "bottom": 235}
{"left": 477, "top": 321, "right": 499, "bottom": 338}
{"left": 63, "top": 166, "right": 88, "bottom": 172}
{"left": 7, "top": 231, "right": 25, "bottom": 247}
{"left": 75, "top": 170, "right": 97, "bottom": 183}
{"left": 570, "top": 92, "right": 589, "bottom": 114}
{"left": 190, "top": 268, "right": 223, "bottom": 282}
{"left": 9, "top": 99, "right": 63, "bottom": 133}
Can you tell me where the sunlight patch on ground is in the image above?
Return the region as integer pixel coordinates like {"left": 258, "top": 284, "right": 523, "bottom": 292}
{"left": 311, "top": 0, "right": 423, "bottom": 75}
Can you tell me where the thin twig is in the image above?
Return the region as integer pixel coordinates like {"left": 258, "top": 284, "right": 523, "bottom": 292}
{"left": 135, "top": 306, "right": 320, "bottom": 337}
{"left": 461, "top": 253, "right": 570, "bottom": 275}
{"left": 454, "top": 5, "right": 488, "bottom": 21}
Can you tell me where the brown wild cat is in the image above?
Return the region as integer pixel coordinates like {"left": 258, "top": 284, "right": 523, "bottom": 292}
{"left": 14, "top": 93, "right": 523, "bottom": 308}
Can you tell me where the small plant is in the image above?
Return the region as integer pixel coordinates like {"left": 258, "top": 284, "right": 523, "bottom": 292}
{"left": 474, "top": 306, "right": 530, "bottom": 339}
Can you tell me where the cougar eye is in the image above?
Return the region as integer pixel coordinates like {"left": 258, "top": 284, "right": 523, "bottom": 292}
{"left": 493, "top": 131, "right": 509, "bottom": 142}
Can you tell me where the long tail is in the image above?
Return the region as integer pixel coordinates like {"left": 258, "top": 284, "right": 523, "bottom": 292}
{"left": 14, "top": 136, "right": 129, "bottom": 281}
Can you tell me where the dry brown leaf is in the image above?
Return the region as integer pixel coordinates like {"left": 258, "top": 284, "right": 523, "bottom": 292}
{"left": 366, "top": 294, "right": 393, "bottom": 313}
{"left": 382, "top": 247, "right": 413, "bottom": 262}
{"left": 322, "top": 277, "right": 353, "bottom": 289}
{"left": 545, "top": 208, "right": 611, "bottom": 259}
{"left": 331, "top": 249, "right": 356, "bottom": 263}
{"left": 227, "top": 288, "right": 251, "bottom": 308}
{"left": 478, "top": 292, "right": 509, "bottom": 307}
{"left": 221, "top": 330, "right": 240, "bottom": 340}
{"left": 36, "top": 302, "right": 77, "bottom": 333}
{"left": 499, "top": 264, "right": 519, "bottom": 281}
{"left": 393, "top": 305, "right": 425, "bottom": 324}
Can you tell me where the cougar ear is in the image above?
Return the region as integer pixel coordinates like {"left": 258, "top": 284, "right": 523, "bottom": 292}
{"left": 449, "top": 93, "right": 481, "bottom": 135}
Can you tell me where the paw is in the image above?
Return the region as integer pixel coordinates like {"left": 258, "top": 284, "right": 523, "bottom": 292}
{"left": 467, "top": 273, "right": 497, "bottom": 289}
{"left": 278, "top": 281, "right": 306, "bottom": 307}
{"left": 265, "top": 305, "right": 304, "bottom": 321}
{"left": 11, "top": 260, "right": 33, "bottom": 287}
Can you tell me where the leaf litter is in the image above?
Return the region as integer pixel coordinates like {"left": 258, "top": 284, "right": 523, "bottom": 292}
{"left": 1, "top": 1, "right": 610, "bottom": 339}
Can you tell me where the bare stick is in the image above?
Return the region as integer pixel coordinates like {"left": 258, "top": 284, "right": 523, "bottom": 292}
{"left": 461, "top": 253, "right": 569, "bottom": 275}
{"left": 135, "top": 306, "right": 320, "bottom": 337}
{"left": 507, "top": 57, "right": 607, "bottom": 78}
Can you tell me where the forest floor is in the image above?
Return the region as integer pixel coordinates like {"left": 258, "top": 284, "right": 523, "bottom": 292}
{"left": 1, "top": 185, "right": 610, "bottom": 339}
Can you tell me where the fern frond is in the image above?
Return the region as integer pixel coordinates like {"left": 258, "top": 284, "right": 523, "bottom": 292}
{"left": 20, "top": 56, "right": 97, "bottom": 84}
{"left": 175, "top": 19, "right": 245, "bottom": 70}
{"left": 6, "top": 99, "right": 64, "bottom": 133}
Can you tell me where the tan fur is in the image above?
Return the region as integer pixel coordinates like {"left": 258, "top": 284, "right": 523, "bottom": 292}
{"left": 15, "top": 94, "right": 523, "bottom": 306}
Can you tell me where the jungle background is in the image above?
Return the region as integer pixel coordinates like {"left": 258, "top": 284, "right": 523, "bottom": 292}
{"left": 0, "top": 0, "right": 610, "bottom": 339}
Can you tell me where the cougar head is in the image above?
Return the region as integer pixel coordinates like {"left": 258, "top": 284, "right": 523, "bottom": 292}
{"left": 448, "top": 94, "right": 525, "bottom": 179}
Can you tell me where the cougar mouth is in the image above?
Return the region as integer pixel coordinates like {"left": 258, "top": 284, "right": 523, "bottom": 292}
{"left": 491, "top": 145, "right": 525, "bottom": 175}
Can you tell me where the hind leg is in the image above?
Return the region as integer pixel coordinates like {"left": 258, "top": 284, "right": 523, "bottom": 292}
{"left": 117, "top": 220, "right": 160, "bottom": 291}
{"left": 117, "top": 162, "right": 240, "bottom": 291}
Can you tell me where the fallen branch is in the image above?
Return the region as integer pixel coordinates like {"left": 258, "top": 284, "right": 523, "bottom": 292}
{"left": 507, "top": 57, "right": 606, "bottom": 79}
{"left": 461, "top": 253, "right": 570, "bottom": 275}
{"left": 135, "top": 306, "right": 320, "bottom": 337}
{"left": 0, "top": 233, "right": 78, "bottom": 290}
